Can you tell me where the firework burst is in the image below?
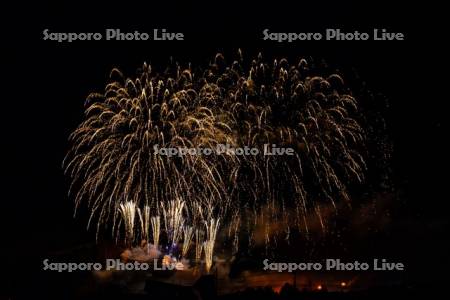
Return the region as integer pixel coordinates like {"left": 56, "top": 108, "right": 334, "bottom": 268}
{"left": 65, "top": 51, "right": 373, "bottom": 250}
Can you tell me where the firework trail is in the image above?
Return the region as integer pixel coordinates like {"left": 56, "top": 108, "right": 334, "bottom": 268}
{"left": 151, "top": 215, "right": 160, "bottom": 249}
{"left": 220, "top": 54, "right": 366, "bottom": 235}
{"left": 182, "top": 225, "right": 194, "bottom": 258}
{"left": 227, "top": 212, "right": 241, "bottom": 254}
{"left": 204, "top": 218, "right": 220, "bottom": 273}
{"left": 64, "top": 51, "right": 375, "bottom": 249}
{"left": 195, "top": 229, "right": 204, "bottom": 262}
{"left": 64, "top": 60, "right": 233, "bottom": 239}
{"left": 161, "top": 198, "right": 185, "bottom": 245}
{"left": 119, "top": 201, "right": 136, "bottom": 247}
{"left": 137, "top": 205, "right": 150, "bottom": 242}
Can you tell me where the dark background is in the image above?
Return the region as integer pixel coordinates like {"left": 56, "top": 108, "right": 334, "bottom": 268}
{"left": 4, "top": 0, "right": 448, "bottom": 297}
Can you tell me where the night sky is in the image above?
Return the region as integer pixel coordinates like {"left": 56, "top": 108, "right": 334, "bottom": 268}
{"left": 4, "top": 0, "right": 448, "bottom": 297}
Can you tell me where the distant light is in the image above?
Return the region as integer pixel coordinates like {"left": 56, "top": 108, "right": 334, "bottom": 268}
{"left": 340, "top": 282, "right": 347, "bottom": 287}
{"left": 162, "top": 255, "right": 171, "bottom": 266}
{"left": 317, "top": 284, "right": 322, "bottom": 290}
